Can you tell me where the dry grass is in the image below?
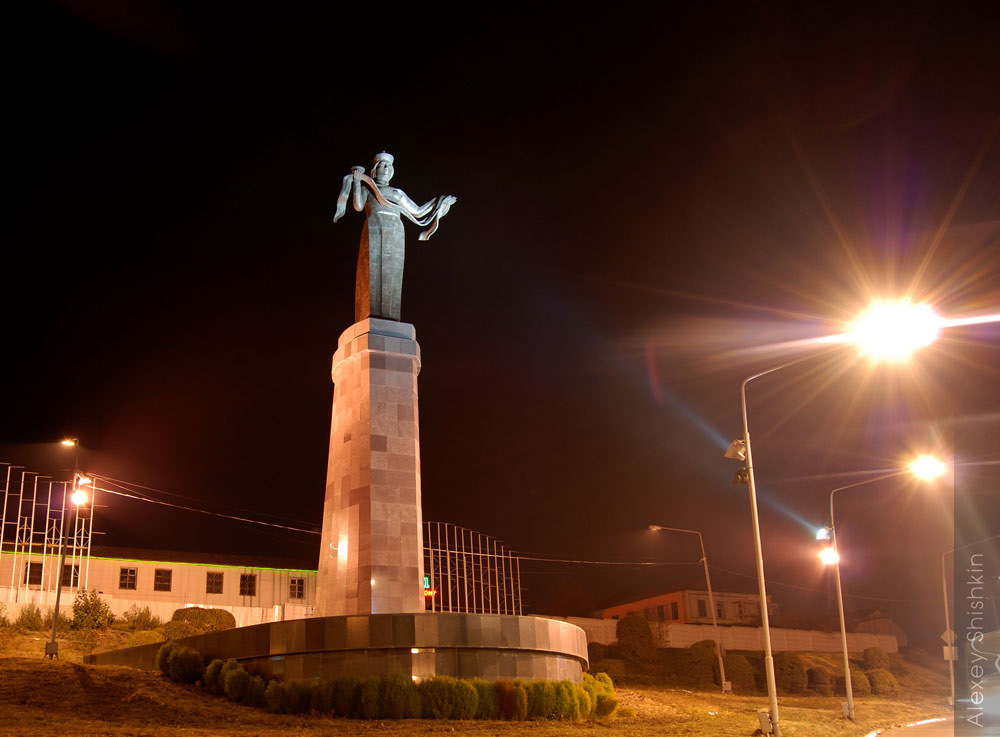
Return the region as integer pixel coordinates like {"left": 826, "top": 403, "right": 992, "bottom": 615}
{"left": 0, "top": 627, "right": 951, "bottom": 737}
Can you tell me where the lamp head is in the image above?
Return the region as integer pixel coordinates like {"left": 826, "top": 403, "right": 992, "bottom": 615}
{"left": 724, "top": 439, "right": 747, "bottom": 461}
{"left": 60, "top": 439, "right": 77, "bottom": 447}
{"left": 816, "top": 527, "right": 831, "bottom": 541}
{"left": 848, "top": 300, "right": 941, "bottom": 362}
{"left": 70, "top": 489, "right": 88, "bottom": 506}
{"left": 819, "top": 547, "right": 840, "bottom": 565}
{"left": 909, "top": 455, "right": 946, "bottom": 482}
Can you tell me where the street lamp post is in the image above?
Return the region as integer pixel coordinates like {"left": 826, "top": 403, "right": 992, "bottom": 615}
{"left": 821, "top": 457, "right": 946, "bottom": 721}
{"left": 649, "top": 525, "right": 728, "bottom": 693}
{"left": 47, "top": 439, "right": 86, "bottom": 660}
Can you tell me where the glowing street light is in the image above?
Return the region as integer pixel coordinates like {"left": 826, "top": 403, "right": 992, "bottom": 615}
{"left": 847, "top": 300, "right": 942, "bottom": 362}
{"left": 822, "top": 457, "right": 947, "bottom": 721}
{"left": 47, "top": 439, "right": 87, "bottom": 660}
{"left": 60, "top": 439, "right": 77, "bottom": 447}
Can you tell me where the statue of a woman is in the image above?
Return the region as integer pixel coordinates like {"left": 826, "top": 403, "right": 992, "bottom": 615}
{"left": 333, "top": 153, "right": 457, "bottom": 322}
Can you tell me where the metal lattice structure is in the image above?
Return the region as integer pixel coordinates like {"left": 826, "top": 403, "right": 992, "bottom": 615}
{"left": 1, "top": 463, "right": 94, "bottom": 601}
{"left": 423, "top": 521, "right": 521, "bottom": 615}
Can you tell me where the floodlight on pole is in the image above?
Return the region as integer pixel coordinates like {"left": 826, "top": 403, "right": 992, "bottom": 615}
{"left": 819, "top": 547, "right": 840, "bottom": 565}
{"left": 909, "top": 455, "right": 946, "bottom": 482}
{"left": 816, "top": 527, "right": 831, "bottom": 541}
{"left": 47, "top": 438, "right": 85, "bottom": 660}
{"left": 847, "top": 300, "right": 941, "bottom": 362}
{"left": 648, "top": 524, "right": 729, "bottom": 694}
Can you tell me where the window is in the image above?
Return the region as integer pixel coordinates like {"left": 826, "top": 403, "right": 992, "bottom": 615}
{"left": 716, "top": 602, "right": 725, "bottom": 619}
{"left": 240, "top": 574, "right": 257, "bottom": 597}
{"left": 153, "top": 569, "right": 172, "bottom": 592}
{"left": 23, "top": 562, "right": 42, "bottom": 586}
{"left": 289, "top": 577, "right": 305, "bottom": 599}
{"left": 697, "top": 599, "right": 708, "bottom": 618}
{"left": 670, "top": 602, "right": 679, "bottom": 620}
{"left": 61, "top": 564, "right": 79, "bottom": 588}
{"left": 643, "top": 607, "right": 655, "bottom": 620}
{"left": 656, "top": 604, "right": 665, "bottom": 621}
{"left": 206, "top": 571, "right": 223, "bottom": 594}
{"left": 119, "top": 567, "right": 137, "bottom": 590}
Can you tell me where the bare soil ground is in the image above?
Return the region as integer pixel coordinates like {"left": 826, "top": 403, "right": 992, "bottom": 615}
{"left": 0, "top": 628, "right": 951, "bottom": 737}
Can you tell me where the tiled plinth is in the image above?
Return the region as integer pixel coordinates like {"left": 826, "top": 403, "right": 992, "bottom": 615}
{"left": 83, "top": 613, "right": 590, "bottom": 682}
{"left": 316, "top": 318, "right": 424, "bottom": 616}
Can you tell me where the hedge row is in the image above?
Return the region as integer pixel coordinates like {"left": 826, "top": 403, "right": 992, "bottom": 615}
{"left": 156, "top": 642, "right": 618, "bottom": 720}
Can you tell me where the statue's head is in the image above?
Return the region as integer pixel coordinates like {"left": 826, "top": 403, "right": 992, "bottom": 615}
{"left": 372, "top": 152, "right": 394, "bottom": 185}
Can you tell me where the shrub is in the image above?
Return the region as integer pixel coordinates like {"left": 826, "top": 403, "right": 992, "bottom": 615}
{"left": 471, "top": 678, "right": 498, "bottom": 719}
{"left": 773, "top": 652, "right": 807, "bottom": 694}
{"left": 71, "top": 589, "right": 113, "bottom": 630}
{"left": 15, "top": 603, "right": 44, "bottom": 631}
{"left": 676, "top": 640, "right": 718, "bottom": 688}
{"left": 585, "top": 672, "right": 619, "bottom": 719}
{"left": 43, "top": 607, "right": 73, "bottom": 631}
{"left": 121, "top": 604, "right": 161, "bottom": 630}
{"left": 224, "top": 665, "right": 253, "bottom": 703}
{"left": 594, "top": 691, "right": 619, "bottom": 718}
{"left": 591, "top": 659, "right": 626, "bottom": 679}
{"left": 835, "top": 665, "right": 872, "bottom": 696}
{"left": 588, "top": 642, "right": 607, "bottom": 663}
{"left": 285, "top": 680, "right": 315, "bottom": 714}
{"left": 170, "top": 607, "right": 236, "bottom": 632}
{"left": 454, "top": 679, "right": 479, "bottom": 719}
{"left": 359, "top": 676, "right": 381, "bottom": 719}
{"left": 554, "top": 680, "right": 579, "bottom": 720}
{"left": 126, "top": 629, "right": 165, "bottom": 649}
{"left": 807, "top": 666, "right": 832, "bottom": 696}
{"left": 381, "top": 672, "right": 420, "bottom": 719}
{"left": 575, "top": 682, "right": 593, "bottom": 719}
{"left": 0, "top": 603, "right": 7, "bottom": 627}
{"left": 247, "top": 676, "right": 267, "bottom": 708}
{"left": 863, "top": 647, "right": 891, "bottom": 672}
{"left": 204, "top": 659, "right": 225, "bottom": 695}
{"left": 311, "top": 679, "right": 336, "bottom": 715}
{"left": 867, "top": 668, "right": 900, "bottom": 696}
{"left": 527, "top": 680, "right": 557, "bottom": 719}
{"left": 419, "top": 676, "right": 455, "bottom": 719}
{"left": 163, "top": 620, "right": 201, "bottom": 640}
{"left": 496, "top": 679, "right": 528, "bottom": 721}
{"left": 265, "top": 679, "right": 287, "bottom": 713}
{"left": 334, "top": 675, "right": 362, "bottom": 718}
{"left": 616, "top": 614, "right": 655, "bottom": 663}
{"left": 156, "top": 642, "right": 177, "bottom": 676}
{"left": 724, "top": 653, "right": 757, "bottom": 693}
{"left": 168, "top": 646, "right": 204, "bottom": 683}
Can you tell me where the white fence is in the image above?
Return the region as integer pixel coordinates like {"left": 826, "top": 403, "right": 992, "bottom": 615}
{"left": 559, "top": 616, "right": 898, "bottom": 654}
{"left": 0, "top": 586, "right": 314, "bottom": 628}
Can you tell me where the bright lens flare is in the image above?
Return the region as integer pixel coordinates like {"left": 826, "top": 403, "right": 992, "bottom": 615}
{"left": 848, "top": 300, "right": 942, "bottom": 362}
{"left": 60, "top": 439, "right": 76, "bottom": 447}
{"left": 819, "top": 547, "right": 840, "bottom": 565}
{"left": 909, "top": 455, "right": 946, "bottom": 481}
{"left": 70, "top": 489, "right": 88, "bottom": 506}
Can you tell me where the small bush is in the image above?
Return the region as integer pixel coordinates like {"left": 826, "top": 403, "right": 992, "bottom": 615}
{"left": 247, "top": 676, "right": 267, "bottom": 708}
{"left": 591, "top": 658, "right": 626, "bottom": 679}
{"left": 224, "top": 665, "right": 253, "bottom": 703}
{"left": 334, "top": 675, "right": 362, "bottom": 718}
{"left": 15, "top": 603, "right": 44, "bottom": 631}
{"left": 527, "top": 680, "right": 557, "bottom": 719}
{"left": 496, "top": 679, "right": 528, "bottom": 721}
{"left": 419, "top": 676, "right": 455, "bottom": 719}
{"left": 807, "top": 666, "right": 832, "bottom": 696}
{"left": 204, "top": 659, "right": 225, "bottom": 695}
{"left": 774, "top": 652, "right": 807, "bottom": 694}
{"left": 616, "top": 614, "right": 655, "bottom": 663}
{"left": 42, "top": 607, "right": 73, "bottom": 631}
{"left": 594, "top": 691, "right": 619, "bottom": 718}
{"left": 71, "top": 589, "right": 113, "bottom": 630}
{"left": 863, "top": 647, "right": 891, "bottom": 672}
{"left": 311, "top": 679, "right": 336, "bottom": 715}
{"left": 265, "top": 679, "right": 287, "bottom": 713}
{"left": 587, "top": 642, "right": 607, "bottom": 663}
{"left": 835, "top": 665, "right": 872, "bottom": 696}
{"left": 156, "top": 642, "right": 177, "bottom": 676}
{"left": 676, "top": 640, "right": 718, "bottom": 688}
{"left": 360, "top": 676, "right": 382, "bottom": 719}
{"left": 0, "top": 603, "right": 8, "bottom": 627}
{"left": 724, "top": 653, "right": 757, "bottom": 693}
{"left": 554, "top": 680, "right": 579, "bottom": 720}
{"left": 170, "top": 607, "right": 236, "bottom": 632}
{"left": 381, "top": 672, "right": 420, "bottom": 719}
{"left": 867, "top": 668, "right": 900, "bottom": 696}
{"left": 575, "top": 682, "right": 593, "bottom": 718}
{"left": 471, "top": 678, "right": 498, "bottom": 719}
{"left": 121, "top": 604, "right": 161, "bottom": 630}
{"left": 452, "top": 679, "right": 479, "bottom": 719}
{"left": 127, "top": 629, "right": 165, "bottom": 648}
{"left": 168, "top": 646, "right": 204, "bottom": 683}
{"left": 285, "top": 680, "right": 315, "bottom": 714}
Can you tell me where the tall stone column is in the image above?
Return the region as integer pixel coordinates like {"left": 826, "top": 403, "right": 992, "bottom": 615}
{"left": 316, "top": 318, "right": 425, "bottom": 616}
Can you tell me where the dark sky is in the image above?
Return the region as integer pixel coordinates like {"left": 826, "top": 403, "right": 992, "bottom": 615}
{"left": 3, "top": 2, "right": 999, "bottom": 640}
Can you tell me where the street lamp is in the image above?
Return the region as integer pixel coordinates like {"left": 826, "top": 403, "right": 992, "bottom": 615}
{"left": 47, "top": 438, "right": 87, "bottom": 660}
{"left": 648, "top": 524, "right": 728, "bottom": 693}
{"left": 820, "top": 458, "right": 947, "bottom": 721}
{"left": 723, "top": 299, "right": 942, "bottom": 736}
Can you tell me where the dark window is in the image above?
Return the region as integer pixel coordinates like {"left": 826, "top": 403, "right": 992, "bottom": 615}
{"left": 697, "top": 599, "right": 708, "bottom": 618}
{"left": 153, "top": 569, "right": 172, "bottom": 592}
{"left": 206, "top": 571, "right": 223, "bottom": 594}
{"left": 716, "top": 602, "right": 725, "bottom": 619}
{"left": 61, "top": 564, "right": 79, "bottom": 588}
{"left": 240, "top": 574, "right": 257, "bottom": 597}
{"left": 643, "top": 607, "right": 655, "bottom": 620}
{"left": 23, "top": 562, "right": 42, "bottom": 586}
{"left": 656, "top": 604, "right": 665, "bottom": 621}
{"left": 671, "top": 601, "right": 679, "bottom": 620}
{"left": 119, "top": 567, "right": 137, "bottom": 590}
{"left": 289, "top": 577, "right": 305, "bottom": 599}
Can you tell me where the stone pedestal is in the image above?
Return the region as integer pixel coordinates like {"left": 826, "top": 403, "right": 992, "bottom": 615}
{"left": 316, "top": 318, "right": 424, "bottom": 616}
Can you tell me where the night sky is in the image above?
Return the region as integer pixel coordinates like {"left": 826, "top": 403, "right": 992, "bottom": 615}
{"left": 3, "top": 3, "right": 999, "bottom": 642}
